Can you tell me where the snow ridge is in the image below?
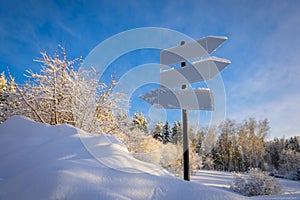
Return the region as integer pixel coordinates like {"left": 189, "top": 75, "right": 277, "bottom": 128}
{"left": 0, "top": 116, "right": 246, "bottom": 199}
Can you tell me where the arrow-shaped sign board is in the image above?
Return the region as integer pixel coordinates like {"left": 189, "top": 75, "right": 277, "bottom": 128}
{"left": 160, "top": 36, "right": 227, "bottom": 67}
{"left": 140, "top": 87, "right": 214, "bottom": 110}
{"left": 160, "top": 56, "right": 230, "bottom": 88}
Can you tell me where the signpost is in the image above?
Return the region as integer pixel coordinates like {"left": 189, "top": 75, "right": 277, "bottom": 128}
{"left": 160, "top": 56, "right": 230, "bottom": 88}
{"left": 140, "top": 36, "right": 230, "bottom": 181}
{"left": 180, "top": 41, "right": 190, "bottom": 181}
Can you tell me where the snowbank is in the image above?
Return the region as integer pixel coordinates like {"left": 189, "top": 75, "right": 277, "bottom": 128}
{"left": 0, "top": 116, "right": 245, "bottom": 200}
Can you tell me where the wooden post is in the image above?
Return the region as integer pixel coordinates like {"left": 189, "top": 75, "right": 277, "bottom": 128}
{"left": 181, "top": 41, "right": 190, "bottom": 181}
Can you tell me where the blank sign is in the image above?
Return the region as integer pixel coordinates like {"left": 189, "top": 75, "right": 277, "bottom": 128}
{"left": 160, "top": 36, "right": 227, "bottom": 67}
{"left": 140, "top": 87, "right": 214, "bottom": 110}
{"left": 160, "top": 56, "right": 230, "bottom": 88}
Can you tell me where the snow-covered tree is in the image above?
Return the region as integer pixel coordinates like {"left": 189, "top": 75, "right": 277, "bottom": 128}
{"left": 1, "top": 47, "right": 124, "bottom": 134}
{"left": 235, "top": 118, "right": 269, "bottom": 171}
{"left": 193, "top": 129, "right": 204, "bottom": 155}
{"left": 0, "top": 72, "right": 8, "bottom": 122}
{"left": 152, "top": 121, "right": 163, "bottom": 142}
{"left": 279, "top": 149, "right": 300, "bottom": 177}
{"left": 19, "top": 48, "right": 82, "bottom": 125}
{"left": 172, "top": 121, "right": 182, "bottom": 144}
{"left": 285, "top": 136, "right": 300, "bottom": 151}
{"left": 232, "top": 144, "right": 244, "bottom": 172}
{"left": 132, "top": 112, "right": 148, "bottom": 133}
{"left": 0, "top": 72, "right": 7, "bottom": 93}
{"left": 263, "top": 136, "right": 300, "bottom": 179}
{"left": 210, "top": 118, "right": 269, "bottom": 172}
{"left": 203, "top": 126, "right": 216, "bottom": 156}
{"left": 214, "top": 119, "right": 236, "bottom": 171}
{"left": 265, "top": 137, "right": 285, "bottom": 170}
{"left": 162, "top": 121, "right": 171, "bottom": 144}
{"left": 0, "top": 72, "right": 17, "bottom": 123}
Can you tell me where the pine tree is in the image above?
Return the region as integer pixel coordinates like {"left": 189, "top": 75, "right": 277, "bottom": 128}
{"left": 265, "top": 137, "right": 285, "bottom": 171}
{"left": 286, "top": 136, "right": 299, "bottom": 151}
{"left": 162, "top": 121, "right": 171, "bottom": 144}
{"left": 152, "top": 121, "right": 163, "bottom": 142}
{"left": 172, "top": 121, "right": 182, "bottom": 144}
{"left": 212, "top": 146, "right": 223, "bottom": 170}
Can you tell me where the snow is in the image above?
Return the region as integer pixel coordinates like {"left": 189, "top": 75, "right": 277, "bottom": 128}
{"left": 192, "top": 56, "right": 231, "bottom": 65}
{"left": 0, "top": 116, "right": 299, "bottom": 200}
{"left": 192, "top": 170, "right": 300, "bottom": 200}
{"left": 0, "top": 116, "right": 246, "bottom": 200}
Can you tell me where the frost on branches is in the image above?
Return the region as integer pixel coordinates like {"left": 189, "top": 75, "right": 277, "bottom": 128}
{"left": 0, "top": 46, "right": 125, "bottom": 134}
{"left": 230, "top": 168, "right": 282, "bottom": 196}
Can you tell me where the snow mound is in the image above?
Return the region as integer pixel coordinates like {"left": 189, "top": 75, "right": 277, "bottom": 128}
{"left": 0, "top": 116, "right": 244, "bottom": 200}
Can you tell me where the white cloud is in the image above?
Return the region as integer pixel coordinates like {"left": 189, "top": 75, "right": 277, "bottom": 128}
{"left": 226, "top": 11, "right": 300, "bottom": 138}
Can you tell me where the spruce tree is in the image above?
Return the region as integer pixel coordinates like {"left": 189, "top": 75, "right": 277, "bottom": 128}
{"left": 162, "top": 121, "right": 171, "bottom": 144}
{"left": 152, "top": 121, "right": 163, "bottom": 142}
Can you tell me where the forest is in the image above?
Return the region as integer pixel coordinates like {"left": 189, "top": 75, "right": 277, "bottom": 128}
{"left": 142, "top": 116, "right": 300, "bottom": 180}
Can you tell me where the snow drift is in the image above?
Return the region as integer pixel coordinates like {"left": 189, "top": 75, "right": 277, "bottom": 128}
{"left": 0, "top": 116, "right": 245, "bottom": 200}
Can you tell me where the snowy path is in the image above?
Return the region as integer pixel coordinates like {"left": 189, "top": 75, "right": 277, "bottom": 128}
{"left": 191, "top": 170, "right": 233, "bottom": 191}
{"left": 278, "top": 178, "right": 300, "bottom": 195}
{"left": 191, "top": 170, "right": 300, "bottom": 200}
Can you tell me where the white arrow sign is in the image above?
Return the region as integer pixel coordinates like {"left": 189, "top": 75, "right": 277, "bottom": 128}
{"left": 160, "top": 36, "right": 227, "bottom": 67}
{"left": 160, "top": 56, "right": 230, "bottom": 88}
{"left": 139, "top": 87, "right": 214, "bottom": 110}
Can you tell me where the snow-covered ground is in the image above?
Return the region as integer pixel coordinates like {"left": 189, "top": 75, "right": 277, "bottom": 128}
{"left": 192, "top": 169, "right": 300, "bottom": 199}
{"left": 0, "top": 116, "right": 299, "bottom": 200}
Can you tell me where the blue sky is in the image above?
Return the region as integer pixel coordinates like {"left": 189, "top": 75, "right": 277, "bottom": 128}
{"left": 0, "top": 0, "right": 300, "bottom": 138}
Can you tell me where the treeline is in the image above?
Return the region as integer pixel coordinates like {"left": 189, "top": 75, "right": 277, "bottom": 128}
{"left": 205, "top": 119, "right": 299, "bottom": 176}
{"left": 143, "top": 116, "right": 299, "bottom": 179}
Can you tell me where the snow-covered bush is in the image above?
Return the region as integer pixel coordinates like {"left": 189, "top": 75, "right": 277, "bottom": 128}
{"left": 230, "top": 173, "right": 246, "bottom": 193}
{"left": 202, "top": 157, "right": 214, "bottom": 170}
{"left": 230, "top": 168, "right": 282, "bottom": 196}
{"left": 133, "top": 141, "right": 181, "bottom": 168}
